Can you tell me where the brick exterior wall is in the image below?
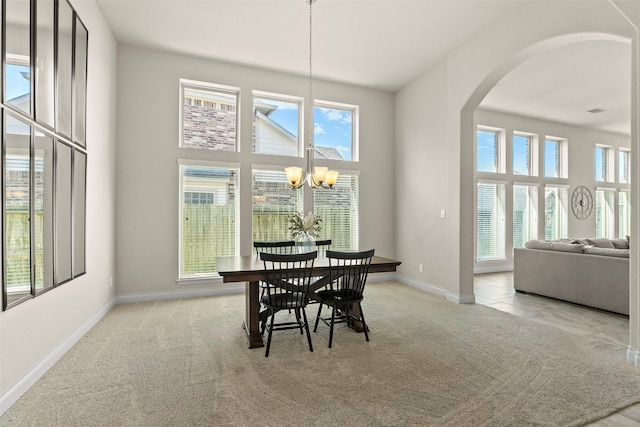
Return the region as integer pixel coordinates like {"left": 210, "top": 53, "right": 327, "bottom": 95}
{"left": 183, "top": 96, "right": 236, "bottom": 151}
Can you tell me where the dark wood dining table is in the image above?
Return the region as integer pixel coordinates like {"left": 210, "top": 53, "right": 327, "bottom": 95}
{"left": 216, "top": 254, "right": 402, "bottom": 349}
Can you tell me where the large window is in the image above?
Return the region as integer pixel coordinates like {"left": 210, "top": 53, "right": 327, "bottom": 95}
{"left": 544, "top": 186, "right": 568, "bottom": 240}
{"left": 513, "top": 133, "right": 536, "bottom": 176}
{"left": 544, "top": 137, "right": 567, "bottom": 178}
{"left": 314, "top": 173, "right": 359, "bottom": 250}
{"left": 180, "top": 80, "right": 239, "bottom": 152}
{"left": 595, "top": 188, "right": 615, "bottom": 238}
{"left": 477, "top": 127, "right": 503, "bottom": 173}
{"left": 314, "top": 101, "right": 357, "bottom": 162}
{"left": 513, "top": 184, "right": 538, "bottom": 249}
{"left": 619, "top": 190, "right": 631, "bottom": 239}
{"left": 595, "top": 145, "right": 613, "bottom": 182}
{"left": 252, "top": 168, "right": 303, "bottom": 242}
{"left": 253, "top": 92, "right": 301, "bottom": 156}
{"left": 476, "top": 181, "right": 506, "bottom": 261}
{"left": 619, "top": 149, "right": 630, "bottom": 184}
{"left": 179, "top": 162, "right": 239, "bottom": 279}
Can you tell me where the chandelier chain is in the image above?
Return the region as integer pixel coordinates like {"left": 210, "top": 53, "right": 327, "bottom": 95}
{"left": 308, "top": 0, "right": 313, "bottom": 148}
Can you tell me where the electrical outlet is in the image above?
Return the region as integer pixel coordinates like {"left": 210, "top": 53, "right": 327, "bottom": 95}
{"left": 109, "top": 276, "right": 113, "bottom": 287}
{"left": 419, "top": 264, "right": 423, "bottom": 273}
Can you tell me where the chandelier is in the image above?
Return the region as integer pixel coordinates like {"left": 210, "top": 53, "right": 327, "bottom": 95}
{"left": 285, "top": 0, "right": 338, "bottom": 189}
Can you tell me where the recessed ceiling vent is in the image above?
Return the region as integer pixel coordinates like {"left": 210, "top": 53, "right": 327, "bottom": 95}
{"left": 587, "top": 108, "right": 607, "bottom": 114}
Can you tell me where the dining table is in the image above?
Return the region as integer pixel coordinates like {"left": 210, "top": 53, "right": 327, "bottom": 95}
{"left": 216, "top": 253, "right": 402, "bottom": 349}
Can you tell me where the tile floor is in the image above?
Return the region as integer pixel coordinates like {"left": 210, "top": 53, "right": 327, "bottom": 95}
{"left": 474, "top": 272, "right": 640, "bottom": 426}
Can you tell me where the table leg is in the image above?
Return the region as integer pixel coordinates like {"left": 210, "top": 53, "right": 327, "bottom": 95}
{"left": 243, "top": 280, "right": 264, "bottom": 348}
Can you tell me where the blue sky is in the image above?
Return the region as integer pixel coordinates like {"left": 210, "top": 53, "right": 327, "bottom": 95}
{"left": 257, "top": 98, "right": 353, "bottom": 161}
{"left": 6, "top": 64, "right": 30, "bottom": 101}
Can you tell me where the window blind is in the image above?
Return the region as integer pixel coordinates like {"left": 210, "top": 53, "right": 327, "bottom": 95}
{"left": 595, "top": 189, "right": 615, "bottom": 238}
{"left": 619, "top": 190, "right": 631, "bottom": 238}
{"left": 252, "top": 169, "right": 303, "bottom": 242}
{"left": 179, "top": 164, "right": 239, "bottom": 279}
{"left": 513, "top": 184, "right": 538, "bottom": 249}
{"left": 314, "top": 173, "right": 359, "bottom": 250}
{"left": 544, "top": 186, "right": 568, "bottom": 240}
{"left": 476, "top": 182, "right": 505, "bottom": 261}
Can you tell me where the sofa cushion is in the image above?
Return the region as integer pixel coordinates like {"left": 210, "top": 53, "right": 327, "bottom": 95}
{"left": 586, "top": 238, "right": 615, "bottom": 248}
{"left": 524, "top": 240, "right": 585, "bottom": 253}
{"left": 584, "top": 247, "right": 630, "bottom": 258}
{"left": 611, "top": 238, "right": 629, "bottom": 249}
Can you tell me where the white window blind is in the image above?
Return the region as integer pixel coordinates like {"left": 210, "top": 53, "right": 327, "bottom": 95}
{"left": 180, "top": 80, "right": 239, "bottom": 152}
{"left": 544, "top": 186, "right": 568, "bottom": 240}
{"left": 313, "top": 173, "right": 359, "bottom": 250}
{"left": 252, "top": 168, "right": 303, "bottom": 242}
{"left": 619, "top": 150, "right": 630, "bottom": 184}
{"left": 513, "top": 184, "right": 538, "bottom": 249}
{"left": 476, "top": 182, "right": 506, "bottom": 261}
{"left": 595, "top": 189, "right": 615, "bottom": 238}
{"left": 595, "top": 146, "right": 607, "bottom": 182}
{"left": 619, "top": 190, "right": 631, "bottom": 239}
{"left": 179, "top": 164, "right": 239, "bottom": 279}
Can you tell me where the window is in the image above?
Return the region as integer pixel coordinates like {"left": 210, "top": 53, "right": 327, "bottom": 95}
{"left": 544, "top": 138, "right": 567, "bottom": 178}
{"left": 513, "top": 184, "right": 538, "bottom": 249}
{"left": 253, "top": 92, "right": 301, "bottom": 156}
{"left": 619, "top": 149, "right": 630, "bottom": 184}
{"left": 252, "top": 168, "right": 303, "bottom": 242}
{"left": 477, "top": 127, "right": 503, "bottom": 173}
{"left": 595, "top": 145, "right": 613, "bottom": 182}
{"left": 513, "top": 133, "right": 535, "bottom": 176}
{"left": 595, "top": 189, "right": 615, "bottom": 238}
{"left": 544, "top": 186, "right": 568, "bottom": 240}
{"left": 314, "top": 173, "right": 359, "bottom": 250}
{"left": 180, "top": 80, "right": 239, "bottom": 151}
{"left": 619, "top": 190, "right": 631, "bottom": 239}
{"left": 314, "top": 101, "right": 357, "bottom": 161}
{"left": 476, "top": 181, "right": 506, "bottom": 261}
{"left": 179, "top": 162, "right": 239, "bottom": 279}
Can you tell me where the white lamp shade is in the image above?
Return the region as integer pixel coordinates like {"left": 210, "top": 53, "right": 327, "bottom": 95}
{"left": 325, "top": 170, "right": 339, "bottom": 186}
{"left": 313, "top": 166, "right": 328, "bottom": 182}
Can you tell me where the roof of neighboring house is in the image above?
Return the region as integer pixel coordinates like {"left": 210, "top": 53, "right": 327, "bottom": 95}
{"left": 314, "top": 146, "right": 342, "bottom": 160}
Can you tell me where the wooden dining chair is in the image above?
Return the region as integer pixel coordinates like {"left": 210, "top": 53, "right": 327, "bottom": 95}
{"left": 314, "top": 249, "right": 375, "bottom": 348}
{"left": 253, "top": 240, "right": 296, "bottom": 257}
{"left": 260, "top": 251, "right": 318, "bottom": 357}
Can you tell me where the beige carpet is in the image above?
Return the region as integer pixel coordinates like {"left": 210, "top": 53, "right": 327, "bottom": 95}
{"left": 3, "top": 281, "right": 640, "bottom": 426}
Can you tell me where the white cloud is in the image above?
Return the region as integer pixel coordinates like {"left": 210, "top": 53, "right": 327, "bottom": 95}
{"left": 336, "top": 145, "right": 351, "bottom": 158}
{"left": 314, "top": 123, "right": 326, "bottom": 135}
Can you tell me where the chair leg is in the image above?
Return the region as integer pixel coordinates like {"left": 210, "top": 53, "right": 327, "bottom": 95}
{"left": 265, "top": 311, "right": 276, "bottom": 357}
{"left": 328, "top": 305, "right": 336, "bottom": 348}
{"left": 294, "top": 308, "right": 304, "bottom": 334}
{"left": 314, "top": 302, "right": 323, "bottom": 332}
{"left": 301, "top": 308, "right": 313, "bottom": 352}
{"left": 359, "top": 302, "right": 369, "bottom": 342}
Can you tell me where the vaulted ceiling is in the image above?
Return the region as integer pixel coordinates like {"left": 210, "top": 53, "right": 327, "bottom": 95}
{"left": 96, "top": 0, "right": 632, "bottom": 136}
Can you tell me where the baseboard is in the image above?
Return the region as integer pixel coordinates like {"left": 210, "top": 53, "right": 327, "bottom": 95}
{"left": 0, "top": 297, "right": 116, "bottom": 416}
{"left": 474, "top": 264, "right": 513, "bottom": 274}
{"left": 397, "top": 275, "right": 475, "bottom": 304}
{"left": 627, "top": 346, "right": 639, "bottom": 367}
{"left": 446, "top": 293, "right": 476, "bottom": 304}
{"left": 115, "top": 284, "right": 244, "bottom": 304}
{"left": 367, "top": 273, "right": 397, "bottom": 283}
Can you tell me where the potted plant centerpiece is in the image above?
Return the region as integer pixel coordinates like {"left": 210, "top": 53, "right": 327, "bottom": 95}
{"left": 288, "top": 212, "right": 321, "bottom": 248}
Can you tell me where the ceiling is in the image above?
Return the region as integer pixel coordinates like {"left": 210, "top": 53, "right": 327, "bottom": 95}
{"left": 95, "top": 0, "right": 632, "bottom": 135}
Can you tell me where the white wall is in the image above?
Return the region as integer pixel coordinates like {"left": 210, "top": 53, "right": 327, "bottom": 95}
{"left": 395, "top": 1, "right": 635, "bottom": 303}
{"left": 0, "top": 0, "right": 118, "bottom": 411}
{"left": 114, "top": 45, "right": 395, "bottom": 299}
{"left": 474, "top": 108, "right": 630, "bottom": 272}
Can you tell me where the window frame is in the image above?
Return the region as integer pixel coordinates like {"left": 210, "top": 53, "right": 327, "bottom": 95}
{"left": 619, "top": 149, "right": 630, "bottom": 184}
{"left": 177, "top": 159, "right": 240, "bottom": 283}
{"left": 252, "top": 90, "right": 303, "bottom": 157}
{"left": 476, "top": 125, "right": 505, "bottom": 174}
{"left": 179, "top": 79, "right": 241, "bottom": 152}
{"left": 476, "top": 179, "right": 507, "bottom": 262}
{"left": 544, "top": 136, "right": 568, "bottom": 179}
{"left": 313, "top": 99, "right": 359, "bottom": 162}
{"left": 512, "top": 131, "right": 537, "bottom": 177}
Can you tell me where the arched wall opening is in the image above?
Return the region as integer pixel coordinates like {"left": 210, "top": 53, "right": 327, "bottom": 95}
{"left": 460, "top": 32, "right": 638, "bottom": 363}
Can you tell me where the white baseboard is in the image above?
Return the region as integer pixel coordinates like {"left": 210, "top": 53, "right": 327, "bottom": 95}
{"left": 396, "top": 275, "right": 475, "bottom": 304}
{"left": 474, "top": 264, "right": 513, "bottom": 274}
{"left": 115, "top": 284, "right": 244, "bottom": 304}
{"left": 627, "top": 346, "right": 639, "bottom": 367}
{"left": 0, "top": 298, "right": 116, "bottom": 415}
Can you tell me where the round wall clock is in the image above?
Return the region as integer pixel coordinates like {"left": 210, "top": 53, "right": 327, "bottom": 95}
{"left": 571, "top": 186, "right": 593, "bottom": 220}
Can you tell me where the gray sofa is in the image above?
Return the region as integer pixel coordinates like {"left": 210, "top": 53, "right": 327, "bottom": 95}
{"left": 513, "top": 237, "right": 629, "bottom": 315}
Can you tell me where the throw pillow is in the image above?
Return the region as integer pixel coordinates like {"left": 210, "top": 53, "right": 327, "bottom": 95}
{"left": 586, "top": 238, "right": 615, "bottom": 249}
{"left": 611, "top": 238, "right": 629, "bottom": 249}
